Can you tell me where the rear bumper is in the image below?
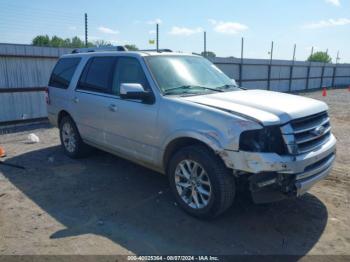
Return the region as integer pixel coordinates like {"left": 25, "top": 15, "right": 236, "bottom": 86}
{"left": 223, "top": 134, "right": 336, "bottom": 202}
{"left": 47, "top": 111, "right": 58, "bottom": 127}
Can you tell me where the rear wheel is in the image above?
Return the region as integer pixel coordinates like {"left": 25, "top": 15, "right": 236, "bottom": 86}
{"left": 168, "top": 145, "right": 235, "bottom": 219}
{"left": 59, "top": 116, "right": 92, "bottom": 158}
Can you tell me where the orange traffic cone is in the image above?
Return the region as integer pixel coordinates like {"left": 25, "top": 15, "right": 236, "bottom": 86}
{"left": 0, "top": 146, "right": 6, "bottom": 158}
{"left": 322, "top": 87, "right": 327, "bottom": 97}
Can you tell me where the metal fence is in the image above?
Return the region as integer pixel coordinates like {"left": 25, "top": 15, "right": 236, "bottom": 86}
{"left": 0, "top": 43, "right": 350, "bottom": 125}
{"left": 211, "top": 57, "right": 350, "bottom": 92}
{"left": 0, "top": 43, "right": 73, "bottom": 124}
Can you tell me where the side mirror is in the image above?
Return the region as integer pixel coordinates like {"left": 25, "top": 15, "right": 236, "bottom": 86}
{"left": 231, "top": 79, "right": 238, "bottom": 86}
{"left": 120, "top": 83, "right": 154, "bottom": 104}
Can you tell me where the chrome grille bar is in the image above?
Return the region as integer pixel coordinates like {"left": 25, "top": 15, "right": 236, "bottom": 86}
{"left": 296, "top": 126, "right": 331, "bottom": 144}
{"left": 281, "top": 111, "right": 331, "bottom": 154}
{"left": 293, "top": 117, "right": 330, "bottom": 134}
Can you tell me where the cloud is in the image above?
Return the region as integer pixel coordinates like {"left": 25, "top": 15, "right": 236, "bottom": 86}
{"left": 147, "top": 18, "right": 162, "bottom": 25}
{"left": 303, "top": 18, "right": 350, "bottom": 29}
{"left": 325, "top": 0, "right": 340, "bottom": 6}
{"left": 68, "top": 26, "right": 77, "bottom": 31}
{"left": 98, "top": 26, "right": 119, "bottom": 35}
{"left": 169, "top": 26, "right": 203, "bottom": 36}
{"left": 209, "top": 19, "right": 248, "bottom": 34}
{"left": 149, "top": 30, "right": 156, "bottom": 35}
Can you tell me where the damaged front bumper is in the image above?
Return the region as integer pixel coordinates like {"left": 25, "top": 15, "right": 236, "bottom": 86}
{"left": 223, "top": 134, "right": 336, "bottom": 203}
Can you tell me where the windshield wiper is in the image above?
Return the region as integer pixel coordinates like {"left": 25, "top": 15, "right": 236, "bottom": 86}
{"left": 163, "top": 85, "right": 224, "bottom": 95}
{"left": 217, "top": 84, "right": 239, "bottom": 89}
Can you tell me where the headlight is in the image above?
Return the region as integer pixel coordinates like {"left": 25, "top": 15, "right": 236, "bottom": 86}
{"left": 239, "top": 126, "right": 287, "bottom": 154}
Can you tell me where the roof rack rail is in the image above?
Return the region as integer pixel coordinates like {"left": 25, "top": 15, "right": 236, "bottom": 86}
{"left": 138, "top": 49, "right": 172, "bottom": 53}
{"left": 71, "top": 46, "right": 128, "bottom": 54}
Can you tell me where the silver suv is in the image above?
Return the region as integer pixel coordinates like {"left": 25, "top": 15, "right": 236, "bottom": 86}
{"left": 47, "top": 49, "right": 336, "bottom": 218}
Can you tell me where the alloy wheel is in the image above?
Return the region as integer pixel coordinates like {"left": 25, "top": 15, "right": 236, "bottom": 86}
{"left": 174, "top": 159, "right": 212, "bottom": 209}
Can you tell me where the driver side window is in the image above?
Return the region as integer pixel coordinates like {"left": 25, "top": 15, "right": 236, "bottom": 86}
{"left": 112, "top": 57, "right": 150, "bottom": 95}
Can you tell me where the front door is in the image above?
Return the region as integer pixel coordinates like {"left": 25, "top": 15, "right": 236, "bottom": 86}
{"left": 104, "top": 56, "right": 160, "bottom": 165}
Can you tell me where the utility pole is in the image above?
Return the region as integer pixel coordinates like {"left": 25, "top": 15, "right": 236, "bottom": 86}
{"left": 269, "top": 41, "right": 274, "bottom": 61}
{"left": 267, "top": 41, "right": 274, "bottom": 90}
{"left": 203, "top": 31, "right": 207, "bottom": 57}
{"left": 84, "top": 13, "right": 88, "bottom": 47}
{"left": 336, "top": 51, "right": 340, "bottom": 63}
{"left": 156, "top": 23, "right": 159, "bottom": 52}
{"left": 292, "top": 44, "right": 296, "bottom": 61}
{"left": 239, "top": 37, "right": 244, "bottom": 86}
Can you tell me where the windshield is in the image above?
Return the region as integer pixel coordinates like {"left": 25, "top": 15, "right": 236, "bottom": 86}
{"left": 145, "top": 55, "right": 240, "bottom": 95}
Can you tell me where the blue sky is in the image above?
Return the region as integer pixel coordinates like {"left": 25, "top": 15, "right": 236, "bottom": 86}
{"left": 0, "top": 0, "right": 349, "bottom": 62}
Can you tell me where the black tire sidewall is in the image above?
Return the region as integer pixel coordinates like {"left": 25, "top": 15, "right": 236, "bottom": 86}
{"left": 59, "top": 116, "right": 81, "bottom": 158}
{"left": 168, "top": 146, "right": 232, "bottom": 218}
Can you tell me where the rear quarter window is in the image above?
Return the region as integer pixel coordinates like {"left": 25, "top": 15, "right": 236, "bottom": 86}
{"left": 49, "top": 57, "right": 81, "bottom": 89}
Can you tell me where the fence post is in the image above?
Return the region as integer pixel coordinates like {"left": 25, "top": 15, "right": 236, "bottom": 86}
{"left": 332, "top": 51, "right": 339, "bottom": 88}
{"left": 267, "top": 41, "right": 274, "bottom": 90}
{"left": 239, "top": 37, "right": 244, "bottom": 86}
{"left": 203, "top": 31, "right": 207, "bottom": 57}
{"left": 289, "top": 44, "right": 296, "bottom": 92}
{"left": 305, "top": 47, "right": 313, "bottom": 90}
{"left": 156, "top": 23, "right": 159, "bottom": 52}
{"left": 320, "top": 49, "right": 328, "bottom": 88}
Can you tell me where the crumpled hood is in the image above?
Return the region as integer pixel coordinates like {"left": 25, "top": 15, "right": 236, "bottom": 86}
{"left": 183, "top": 90, "right": 328, "bottom": 125}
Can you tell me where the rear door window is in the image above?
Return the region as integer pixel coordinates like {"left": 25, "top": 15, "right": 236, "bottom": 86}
{"left": 49, "top": 57, "right": 81, "bottom": 89}
{"left": 78, "top": 57, "right": 116, "bottom": 94}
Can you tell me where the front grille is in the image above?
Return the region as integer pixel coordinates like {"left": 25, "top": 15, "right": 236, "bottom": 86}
{"left": 281, "top": 111, "right": 332, "bottom": 154}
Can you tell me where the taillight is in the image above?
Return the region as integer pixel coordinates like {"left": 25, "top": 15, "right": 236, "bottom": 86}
{"left": 45, "top": 87, "right": 50, "bottom": 105}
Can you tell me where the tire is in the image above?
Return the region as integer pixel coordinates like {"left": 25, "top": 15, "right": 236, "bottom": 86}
{"left": 59, "top": 116, "right": 92, "bottom": 158}
{"left": 167, "top": 144, "right": 235, "bottom": 219}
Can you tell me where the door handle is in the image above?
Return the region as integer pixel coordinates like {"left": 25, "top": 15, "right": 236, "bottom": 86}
{"left": 108, "top": 104, "right": 118, "bottom": 112}
{"left": 73, "top": 97, "right": 79, "bottom": 103}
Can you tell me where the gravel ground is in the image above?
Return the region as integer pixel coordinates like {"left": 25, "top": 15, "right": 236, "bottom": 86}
{"left": 0, "top": 88, "right": 349, "bottom": 257}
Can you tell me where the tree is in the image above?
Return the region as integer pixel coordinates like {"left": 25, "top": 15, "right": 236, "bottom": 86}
{"left": 125, "top": 44, "right": 139, "bottom": 51}
{"left": 307, "top": 51, "right": 332, "bottom": 63}
{"left": 32, "top": 35, "right": 50, "bottom": 46}
{"left": 32, "top": 35, "right": 93, "bottom": 48}
{"left": 50, "top": 35, "right": 65, "bottom": 47}
{"left": 70, "top": 36, "right": 87, "bottom": 48}
{"left": 94, "top": 40, "right": 112, "bottom": 47}
{"left": 201, "top": 51, "right": 216, "bottom": 58}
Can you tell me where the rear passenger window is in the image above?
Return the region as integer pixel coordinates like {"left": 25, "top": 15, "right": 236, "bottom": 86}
{"left": 78, "top": 57, "right": 116, "bottom": 94}
{"left": 49, "top": 57, "right": 81, "bottom": 89}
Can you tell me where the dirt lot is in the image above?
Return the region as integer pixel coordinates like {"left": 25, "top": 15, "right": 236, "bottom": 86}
{"left": 0, "top": 88, "right": 349, "bottom": 256}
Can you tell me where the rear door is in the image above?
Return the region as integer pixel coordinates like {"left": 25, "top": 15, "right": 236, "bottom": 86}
{"left": 72, "top": 56, "right": 117, "bottom": 145}
{"left": 48, "top": 57, "right": 81, "bottom": 124}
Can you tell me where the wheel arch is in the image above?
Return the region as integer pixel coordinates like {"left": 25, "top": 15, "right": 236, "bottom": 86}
{"left": 163, "top": 134, "right": 224, "bottom": 173}
{"left": 57, "top": 110, "right": 72, "bottom": 126}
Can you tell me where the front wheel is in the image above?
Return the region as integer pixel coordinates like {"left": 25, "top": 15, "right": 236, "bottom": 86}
{"left": 168, "top": 145, "right": 235, "bottom": 219}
